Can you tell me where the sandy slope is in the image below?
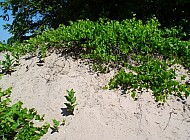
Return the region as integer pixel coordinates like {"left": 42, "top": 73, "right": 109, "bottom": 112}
{"left": 1, "top": 52, "right": 190, "bottom": 140}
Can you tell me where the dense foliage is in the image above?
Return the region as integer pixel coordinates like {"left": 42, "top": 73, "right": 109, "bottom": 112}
{"left": 3, "top": 17, "right": 189, "bottom": 102}
{"left": 0, "top": 75, "right": 50, "bottom": 139}
{"left": 0, "top": 0, "right": 190, "bottom": 41}
{"left": 9, "top": 18, "right": 190, "bottom": 67}
{"left": 109, "top": 59, "right": 190, "bottom": 102}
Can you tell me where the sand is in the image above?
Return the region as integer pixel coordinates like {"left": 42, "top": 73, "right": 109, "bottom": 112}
{"left": 0, "top": 52, "right": 190, "bottom": 140}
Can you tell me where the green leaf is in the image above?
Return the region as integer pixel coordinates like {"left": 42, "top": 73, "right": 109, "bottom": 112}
{"left": 181, "top": 75, "right": 186, "bottom": 81}
{"left": 64, "top": 103, "right": 71, "bottom": 108}
{"left": 71, "top": 97, "right": 76, "bottom": 104}
{"left": 131, "top": 91, "right": 136, "bottom": 99}
{"left": 35, "top": 114, "right": 41, "bottom": 120}
{"left": 68, "top": 89, "right": 75, "bottom": 98}
{"left": 65, "top": 96, "right": 72, "bottom": 102}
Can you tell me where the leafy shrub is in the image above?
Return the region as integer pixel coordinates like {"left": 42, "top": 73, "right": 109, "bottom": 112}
{"left": 9, "top": 17, "right": 190, "bottom": 67}
{"left": 6, "top": 17, "right": 190, "bottom": 101}
{"left": 0, "top": 43, "right": 9, "bottom": 52}
{"left": 1, "top": 54, "right": 15, "bottom": 74}
{"left": 108, "top": 59, "right": 190, "bottom": 102}
{"left": 0, "top": 85, "right": 50, "bottom": 140}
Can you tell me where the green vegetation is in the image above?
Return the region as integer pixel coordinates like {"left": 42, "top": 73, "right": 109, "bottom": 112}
{"left": 0, "top": 13, "right": 190, "bottom": 138}
{"left": 0, "top": 85, "right": 50, "bottom": 140}
{"left": 51, "top": 118, "right": 66, "bottom": 133}
{"left": 0, "top": 0, "right": 190, "bottom": 138}
{"left": 52, "top": 119, "right": 60, "bottom": 132}
{"left": 109, "top": 59, "right": 190, "bottom": 102}
{"left": 1, "top": 17, "right": 189, "bottom": 102}
{"left": 1, "top": 54, "right": 14, "bottom": 74}
{"left": 64, "top": 89, "right": 77, "bottom": 114}
{"left": 6, "top": 18, "right": 189, "bottom": 66}
{"left": 61, "top": 118, "right": 66, "bottom": 126}
{"left": 0, "top": 74, "right": 70, "bottom": 139}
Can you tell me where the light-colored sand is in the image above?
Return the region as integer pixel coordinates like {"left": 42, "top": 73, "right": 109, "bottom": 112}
{"left": 1, "top": 52, "right": 190, "bottom": 140}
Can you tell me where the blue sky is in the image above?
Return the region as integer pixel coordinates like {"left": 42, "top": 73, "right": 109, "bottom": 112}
{"left": 0, "top": 1, "right": 13, "bottom": 42}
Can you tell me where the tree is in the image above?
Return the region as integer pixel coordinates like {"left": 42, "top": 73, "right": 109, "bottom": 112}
{"left": 1, "top": 0, "right": 190, "bottom": 42}
{"left": 0, "top": 0, "right": 68, "bottom": 41}
{"left": 7, "top": 36, "right": 15, "bottom": 45}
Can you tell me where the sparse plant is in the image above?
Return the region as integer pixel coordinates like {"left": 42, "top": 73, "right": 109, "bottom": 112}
{"left": 103, "top": 85, "right": 108, "bottom": 90}
{"left": 61, "top": 118, "right": 66, "bottom": 125}
{"left": 131, "top": 91, "right": 138, "bottom": 100}
{"left": 64, "top": 89, "right": 77, "bottom": 114}
{"left": 52, "top": 119, "right": 60, "bottom": 132}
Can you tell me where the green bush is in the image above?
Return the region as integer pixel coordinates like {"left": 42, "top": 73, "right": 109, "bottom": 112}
{"left": 9, "top": 18, "right": 190, "bottom": 67}
{"left": 0, "top": 81, "right": 50, "bottom": 140}
{"left": 1, "top": 54, "right": 14, "bottom": 74}
{"left": 108, "top": 59, "right": 190, "bottom": 102}
{"left": 6, "top": 18, "right": 190, "bottom": 102}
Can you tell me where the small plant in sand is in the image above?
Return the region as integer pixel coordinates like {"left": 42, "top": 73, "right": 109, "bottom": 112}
{"left": 51, "top": 118, "right": 65, "bottom": 133}
{"left": 52, "top": 119, "right": 60, "bottom": 132}
{"left": 64, "top": 89, "right": 77, "bottom": 114}
{"left": 61, "top": 118, "right": 66, "bottom": 125}
{"left": 1, "top": 54, "right": 14, "bottom": 74}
